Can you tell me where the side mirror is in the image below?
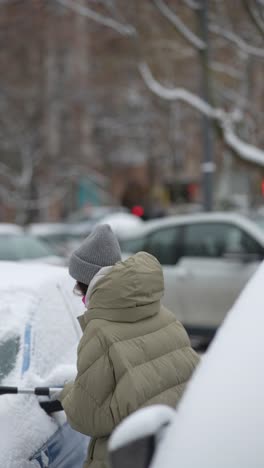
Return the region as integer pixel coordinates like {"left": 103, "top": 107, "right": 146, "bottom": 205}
{"left": 109, "top": 433, "right": 155, "bottom": 468}
{"left": 108, "top": 405, "right": 175, "bottom": 468}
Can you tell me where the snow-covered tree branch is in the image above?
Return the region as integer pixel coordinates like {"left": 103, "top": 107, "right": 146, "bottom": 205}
{"left": 210, "top": 61, "right": 242, "bottom": 79}
{"left": 209, "top": 23, "right": 264, "bottom": 58}
{"left": 153, "top": 0, "right": 206, "bottom": 50}
{"left": 55, "top": 0, "right": 136, "bottom": 36}
{"left": 243, "top": 0, "right": 264, "bottom": 37}
{"left": 139, "top": 62, "right": 264, "bottom": 166}
{"left": 182, "top": 0, "right": 202, "bottom": 10}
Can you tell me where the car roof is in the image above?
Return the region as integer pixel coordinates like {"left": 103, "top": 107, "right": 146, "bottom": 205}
{"left": 28, "top": 222, "right": 74, "bottom": 236}
{"left": 122, "top": 211, "right": 264, "bottom": 245}
{"left": 99, "top": 212, "right": 143, "bottom": 239}
{"left": 0, "top": 223, "right": 24, "bottom": 235}
{"left": 0, "top": 261, "right": 67, "bottom": 290}
{"left": 150, "top": 261, "right": 264, "bottom": 468}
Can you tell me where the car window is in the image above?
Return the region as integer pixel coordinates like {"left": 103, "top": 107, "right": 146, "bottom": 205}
{"left": 184, "top": 223, "right": 262, "bottom": 258}
{"left": 0, "top": 336, "right": 20, "bottom": 383}
{"left": 145, "top": 226, "right": 182, "bottom": 265}
{"left": 0, "top": 238, "right": 16, "bottom": 260}
{"left": 119, "top": 237, "right": 145, "bottom": 253}
{"left": 230, "top": 229, "right": 263, "bottom": 256}
{"left": 0, "top": 234, "right": 54, "bottom": 260}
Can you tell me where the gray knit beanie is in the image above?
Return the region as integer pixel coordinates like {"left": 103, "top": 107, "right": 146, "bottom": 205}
{"left": 69, "top": 224, "right": 122, "bottom": 285}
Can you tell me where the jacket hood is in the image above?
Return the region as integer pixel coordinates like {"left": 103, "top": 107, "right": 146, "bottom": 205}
{"left": 80, "top": 252, "right": 164, "bottom": 325}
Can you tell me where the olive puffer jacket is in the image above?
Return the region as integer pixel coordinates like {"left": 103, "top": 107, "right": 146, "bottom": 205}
{"left": 60, "top": 252, "right": 199, "bottom": 468}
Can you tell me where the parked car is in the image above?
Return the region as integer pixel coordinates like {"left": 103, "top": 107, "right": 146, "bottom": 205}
{"left": 66, "top": 205, "right": 129, "bottom": 237}
{"left": 28, "top": 222, "right": 83, "bottom": 258}
{"left": 120, "top": 212, "right": 264, "bottom": 347}
{"left": 0, "top": 227, "right": 64, "bottom": 265}
{"left": 249, "top": 213, "right": 264, "bottom": 231}
{"left": 68, "top": 210, "right": 143, "bottom": 243}
{"left": 0, "top": 223, "right": 24, "bottom": 235}
{"left": 98, "top": 212, "right": 143, "bottom": 240}
{"left": 0, "top": 262, "right": 89, "bottom": 467}
{"left": 108, "top": 261, "right": 264, "bottom": 468}
{"left": 28, "top": 212, "right": 143, "bottom": 261}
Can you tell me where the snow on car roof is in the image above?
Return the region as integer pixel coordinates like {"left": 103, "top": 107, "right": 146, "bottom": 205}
{"left": 28, "top": 222, "right": 72, "bottom": 236}
{"left": 0, "top": 224, "right": 23, "bottom": 235}
{"left": 121, "top": 211, "right": 264, "bottom": 244}
{"left": 99, "top": 212, "right": 143, "bottom": 239}
{"left": 150, "top": 261, "right": 264, "bottom": 468}
{"left": 0, "top": 261, "right": 67, "bottom": 289}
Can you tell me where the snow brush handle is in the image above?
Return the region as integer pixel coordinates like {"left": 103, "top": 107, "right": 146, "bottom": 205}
{"left": 0, "top": 386, "right": 18, "bottom": 395}
{"left": 0, "top": 386, "right": 63, "bottom": 413}
{"left": 0, "top": 386, "right": 62, "bottom": 396}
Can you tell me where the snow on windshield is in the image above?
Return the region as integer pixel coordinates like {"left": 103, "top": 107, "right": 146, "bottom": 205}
{"left": 0, "top": 262, "right": 84, "bottom": 465}
{"left": 0, "top": 274, "right": 83, "bottom": 386}
{"left": 0, "top": 289, "right": 38, "bottom": 385}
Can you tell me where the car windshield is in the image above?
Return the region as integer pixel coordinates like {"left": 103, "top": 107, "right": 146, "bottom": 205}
{"left": 0, "top": 335, "right": 20, "bottom": 383}
{"left": 0, "top": 234, "right": 55, "bottom": 261}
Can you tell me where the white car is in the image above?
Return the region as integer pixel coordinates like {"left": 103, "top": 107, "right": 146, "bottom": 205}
{"left": 28, "top": 222, "right": 83, "bottom": 259}
{"left": 66, "top": 206, "right": 129, "bottom": 237}
{"left": 99, "top": 212, "right": 143, "bottom": 240}
{"left": 0, "top": 225, "right": 65, "bottom": 265}
{"left": 120, "top": 212, "right": 264, "bottom": 346}
{"left": 0, "top": 223, "right": 24, "bottom": 235}
{"left": 0, "top": 262, "right": 89, "bottom": 467}
{"left": 109, "top": 261, "right": 264, "bottom": 468}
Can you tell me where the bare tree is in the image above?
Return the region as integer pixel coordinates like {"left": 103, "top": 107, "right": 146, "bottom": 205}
{"left": 0, "top": 0, "right": 263, "bottom": 221}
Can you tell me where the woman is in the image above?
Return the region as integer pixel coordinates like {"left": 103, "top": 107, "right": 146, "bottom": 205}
{"left": 59, "top": 224, "right": 199, "bottom": 468}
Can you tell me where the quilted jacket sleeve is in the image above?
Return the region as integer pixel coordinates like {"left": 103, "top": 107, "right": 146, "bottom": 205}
{"left": 60, "top": 325, "right": 115, "bottom": 438}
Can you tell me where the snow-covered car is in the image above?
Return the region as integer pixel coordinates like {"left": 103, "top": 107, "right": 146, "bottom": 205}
{"left": 120, "top": 212, "right": 264, "bottom": 347}
{"left": 28, "top": 222, "right": 83, "bottom": 259}
{"left": 0, "top": 228, "right": 64, "bottom": 265}
{"left": 0, "top": 262, "right": 89, "bottom": 467}
{"left": 98, "top": 212, "right": 143, "bottom": 240}
{"left": 66, "top": 206, "right": 129, "bottom": 237}
{"left": 108, "top": 261, "right": 264, "bottom": 468}
{"left": 28, "top": 213, "right": 143, "bottom": 261}
{"left": 0, "top": 223, "right": 24, "bottom": 235}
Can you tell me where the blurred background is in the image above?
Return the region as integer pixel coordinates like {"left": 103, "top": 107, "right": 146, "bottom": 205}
{"left": 0, "top": 0, "right": 264, "bottom": 390}
{"left": 0, "top": 0, "right": 263, "bottom": 243}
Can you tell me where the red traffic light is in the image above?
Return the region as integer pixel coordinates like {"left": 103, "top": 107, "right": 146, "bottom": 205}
{"left": 131, "top": 205, "right": 144, "bottom": 217}
{"left": 261, "top": 180, "right": 264, "bottom": 196}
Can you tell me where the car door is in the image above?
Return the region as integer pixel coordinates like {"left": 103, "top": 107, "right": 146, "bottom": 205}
{"left": 178, "top": 222, "right": 263, "bottom": 333}
{"left": 143, "top": 225, "right": 186, "bottom": 322}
